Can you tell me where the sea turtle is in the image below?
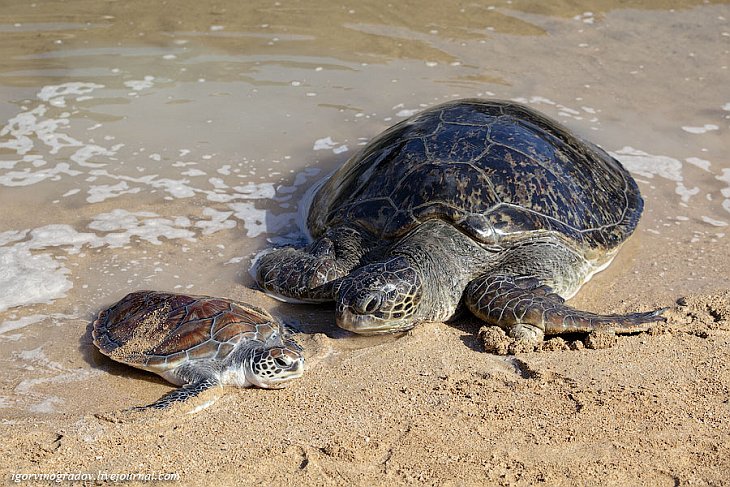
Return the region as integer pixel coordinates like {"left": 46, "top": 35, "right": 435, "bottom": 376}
{"left": 256, "top": 99, "right": 665, "bottom": 351}
{"left": 93, "top": 291, "right": 304, "bottom": 409}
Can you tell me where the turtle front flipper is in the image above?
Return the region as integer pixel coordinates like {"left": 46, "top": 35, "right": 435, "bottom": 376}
{"left": 465, "top": 274, "right": 666, "bottom": 353}
{"left": 131, "top": 378, "right": 220, "bottom": 411}
{"left": 255, "top": 226, "right": 369, "bottom": 302}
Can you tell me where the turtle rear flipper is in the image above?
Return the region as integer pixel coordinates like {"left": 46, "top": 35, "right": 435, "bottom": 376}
{"left": 465, "top": 273, "right": 666, "bottom": 351}
{"left": 130, "top": 378, "right": 220, "bottom": 411}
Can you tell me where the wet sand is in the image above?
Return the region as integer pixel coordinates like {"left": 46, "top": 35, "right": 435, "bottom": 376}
{"left": 1, "top": 1, "right": 729, "bottom": 485}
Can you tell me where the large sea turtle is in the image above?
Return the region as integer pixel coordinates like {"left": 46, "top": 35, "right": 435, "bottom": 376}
{"left": 93, "top": 291, "right": 304, "bottom": 409}
{"left": 256, "top": 99, "right": 665, "bottom": 350}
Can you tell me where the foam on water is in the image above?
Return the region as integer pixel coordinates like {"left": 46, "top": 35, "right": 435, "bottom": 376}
{"left": 87, "top": 210, "right": 196, "bottom": 245}
{"left": 229, "top": 203, "right": 296, "bottom": 238}
{"left": 0, "top": 98, "right": 325, "bottom": 314}
{"left": 124, "top": 76, "right": 156, "bottom": 91}
{"left": 0, "top": 247, "right": 72, "bottom": 313}
{"left": 195, "top": 208, "right": 237, "bottom": 235}
{"left": 611, "top": 147, "right": 716, "bottom": 208}
{"left": 681, "top": 124, "right": 720, "bottom": 134}
{"left": 12, "top": 346, "right": 102, "bottom": 413}
{"left": 313, "top": 136, "right": 349, "bottom": 154}
{"left": 0, "top": 204, "right": 316, "bottom": 315}
{"left": 0, "top": 208, "right": 251, "bottom": 313}
{"left": 611, "top": 147, "right": 684, "bottom": 181}
{"left": 395, "top": 108, "right": 421, "bottom": 117}
{"left": 0, "top": 315, "right": 46, "bottom": 336}
{"left": 686, "top": 157, "right": 712, "bottom": 171}
{"left": 716, "top": 169, "right": 730, "bottom": 214}
{"left": 511, "top": 96, "right": 598, "bottom": 126}
{"left": 86, "top": 181, "right": 141, "bottom": 203}
{"left": 0, "top": 82, "right": 122, "bottom": 189}
{"left": 2, "top": 80, "right": 291, "bottom": 210}
{"left": 701, "top": 216, "right": 728, "bottom": 227}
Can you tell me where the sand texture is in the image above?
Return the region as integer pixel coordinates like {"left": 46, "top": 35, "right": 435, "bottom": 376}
{"left": 0, "top": 288, "right": 728, "bottom": 485}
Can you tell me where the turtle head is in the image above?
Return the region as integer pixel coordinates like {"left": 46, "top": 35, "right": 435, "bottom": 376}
{"left": 244, "top": 341, "right": 304, "bottom": 389}
{"left": 335, "top": 256, "right": 423, "bottom": 334}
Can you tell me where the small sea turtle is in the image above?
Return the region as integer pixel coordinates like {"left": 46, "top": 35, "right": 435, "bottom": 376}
{"left": 256, "top": 99, "right": 665, "bottom": 351}
{"left": 93, "top": 291, "right": 304, "bottom": 409}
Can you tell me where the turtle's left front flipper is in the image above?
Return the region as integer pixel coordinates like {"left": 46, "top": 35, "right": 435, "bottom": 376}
{"left": 131, "top": 378, "right": 220, "bottom": 411}
{"left": 465, "top": 274, "right": 666, "bottom": 349}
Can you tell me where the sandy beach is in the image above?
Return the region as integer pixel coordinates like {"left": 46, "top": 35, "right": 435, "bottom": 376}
{"left": 1, "top": 0, "right": 729, "bottom": 485}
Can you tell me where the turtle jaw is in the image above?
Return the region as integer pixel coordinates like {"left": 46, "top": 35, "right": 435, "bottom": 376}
{"left": 336, "top": 308, "right": 416, "bottom": 335}
{"left": 256, "top": 359, "right": 305, "bottom": 389}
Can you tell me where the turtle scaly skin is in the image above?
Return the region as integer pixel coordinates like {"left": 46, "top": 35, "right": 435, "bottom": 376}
{"left": 93, "top": 291, "right": 304, "bottom": 409}
{"left": 256, "top": 99, "right": 665, "bottom": 352}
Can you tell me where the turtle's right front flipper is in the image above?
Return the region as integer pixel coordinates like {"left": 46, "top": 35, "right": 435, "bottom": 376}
{"left": 131, "top": 378, "right": 220, "bottom": 411}
{"left": 255, "top": 226, "right": 368, "bottom": 302}
{"left": 465, "top": 274, "right": 666, "bottom": 350}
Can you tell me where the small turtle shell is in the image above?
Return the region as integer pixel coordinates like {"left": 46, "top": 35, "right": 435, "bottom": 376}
{"left": 92, "top": 291, "right": 282, "bottom": 375}
{"left": 308, "top": 99, "right": 642, "bottom": 252}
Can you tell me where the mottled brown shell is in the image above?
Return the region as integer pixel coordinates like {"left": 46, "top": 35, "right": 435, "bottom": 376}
{"left": 92, "top": 291, "right": 281, "bottom": 374}
{"left": 308, "top": 99, "right": 642, "bottom": 252}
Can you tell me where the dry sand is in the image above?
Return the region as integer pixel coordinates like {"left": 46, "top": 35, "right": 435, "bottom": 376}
{"left": 1, "top": 286, "right": 729, "bottom": 485}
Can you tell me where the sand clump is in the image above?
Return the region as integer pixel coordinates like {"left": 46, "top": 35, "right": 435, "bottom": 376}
{"left": 664, "top": 290, "right": 730, "bottom": 337}
{"left": 479, "top": 325, "right": 617, "bottom": 354}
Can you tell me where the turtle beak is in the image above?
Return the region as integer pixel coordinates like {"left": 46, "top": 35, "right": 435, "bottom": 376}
{"left": 263, "top": 356, "right": 305, "bottom": 388}
{"left": 336, "top": 307, "right": 415, "bottom": 335}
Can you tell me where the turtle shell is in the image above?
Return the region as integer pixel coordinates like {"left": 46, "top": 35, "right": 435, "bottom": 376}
{"left": 308, "top": 99, "right": 642, "bottom": 251}
{"left": 92, "top": 291, "right": 281, "bottom": 374}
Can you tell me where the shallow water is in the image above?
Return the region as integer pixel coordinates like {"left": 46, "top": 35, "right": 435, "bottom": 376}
{"left": 0, "top": 0, "right": 728, "bottom": 416}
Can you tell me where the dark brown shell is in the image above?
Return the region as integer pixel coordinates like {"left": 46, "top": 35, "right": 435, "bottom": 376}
{"left": 92, "top": 291, "right": 280, "bottom": 373}
{"left": 308, "top": 99, "right": 642, "bottom": 251}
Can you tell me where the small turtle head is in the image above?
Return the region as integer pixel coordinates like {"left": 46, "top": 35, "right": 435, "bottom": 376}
{"left": 245, "top": 341, "right": 305, "bottom": 389}
{"left": 335, "top": 256, "right": 422, "bottom": 335}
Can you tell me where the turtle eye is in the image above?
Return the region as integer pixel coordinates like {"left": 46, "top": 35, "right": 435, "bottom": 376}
{"left": 354, "top": 291, "right": 383, "bottom": 315}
